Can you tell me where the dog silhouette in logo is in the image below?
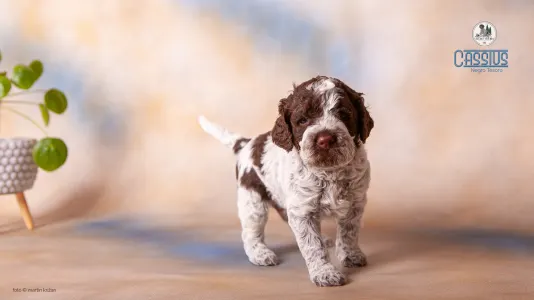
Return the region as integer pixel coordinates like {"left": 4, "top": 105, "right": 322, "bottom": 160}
{"left": 476, "top": 24, "right": 492, "bottom": 38}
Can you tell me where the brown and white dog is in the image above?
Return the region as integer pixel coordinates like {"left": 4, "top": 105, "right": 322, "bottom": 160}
{"left": 198, "top": 76, "right": 374, "bottom": 287}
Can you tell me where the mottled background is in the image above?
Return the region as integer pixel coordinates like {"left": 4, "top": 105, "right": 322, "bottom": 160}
{"left": 0, "top": 1, "right": 533, "bottom": 299}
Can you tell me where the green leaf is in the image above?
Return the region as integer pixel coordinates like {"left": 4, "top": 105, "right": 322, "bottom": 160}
{"left": 11, "top": 64, "right": 37, "bottom": 90}
{"left": 29, "top": 60, "right": 44, "bottom": 79}
{"left": 39, "top": 103, "right": 50, "bottom": 126}
{"left": 0, "top": 75, "right": 11, "bottom": 98}
{"left": 44, "top": 88, "right": 68, "bottom": 114}
{"left": 0, "top": 50, "right": 2, "bottom": 62}
{"left": 32, "top": 137, "right": 68, "bottom": 172}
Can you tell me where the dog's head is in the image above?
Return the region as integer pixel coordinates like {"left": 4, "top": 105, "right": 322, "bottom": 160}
{"left": 272, "top": 76, "right": 374, "bottom": 170}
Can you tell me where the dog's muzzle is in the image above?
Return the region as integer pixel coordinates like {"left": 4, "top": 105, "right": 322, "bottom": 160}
{"left": 301, "top": 128, "right": 356, "bottom": 170}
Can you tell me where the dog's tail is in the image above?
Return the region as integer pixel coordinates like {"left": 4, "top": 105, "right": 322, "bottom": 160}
{"left": 198, "top": 115, "right": 250, "bottom": 154}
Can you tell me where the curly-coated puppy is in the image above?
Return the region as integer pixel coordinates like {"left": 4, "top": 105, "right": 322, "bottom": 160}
{"left": 198, "top": 76, "right": 374, "bottom": 287}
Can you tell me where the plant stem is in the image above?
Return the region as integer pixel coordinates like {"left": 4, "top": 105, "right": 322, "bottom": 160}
{"left": 1, "top": 106, "right": 48, "bottom": 136}
{"left": 4, "top": 89, "right": 47, "bottom": 98}
{"left": 0, "top": 100, "right": 40, "bottom": 106}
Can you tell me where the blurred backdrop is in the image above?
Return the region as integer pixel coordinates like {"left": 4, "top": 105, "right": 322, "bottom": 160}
{"left": 0, "top": 0, "right": 533, "bottom": 232}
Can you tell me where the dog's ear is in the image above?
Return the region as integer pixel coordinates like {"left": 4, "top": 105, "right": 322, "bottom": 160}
{"left": 272, "top": 97, "right": 293, "bottom": 152}
{"left": 338, "top": 81, "right": 374, "bottom": 143}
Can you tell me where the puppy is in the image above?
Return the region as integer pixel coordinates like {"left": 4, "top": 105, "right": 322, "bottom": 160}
{"left": 198, "top": 76, "right": 374, "bottom": 287}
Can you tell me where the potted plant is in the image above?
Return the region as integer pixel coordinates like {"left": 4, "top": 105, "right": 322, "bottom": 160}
{"left": 0, "top": 49, "right": 69, "bottom": 231}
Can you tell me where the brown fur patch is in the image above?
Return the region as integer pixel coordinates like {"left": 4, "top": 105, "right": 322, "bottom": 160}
{"left": 251, "top": 132, "right": 270, "bottom": 173}
{"left": 272, "top": 98, "right": 293, "bottom": 152}
{"left": 272, "top": 81, "right": 325, "bottom": 151}
{"left": 332, "top": 79, "right": 374, "bottom": 144}
{"left": 239, "top": 168, "right": 287, "bottom": 222}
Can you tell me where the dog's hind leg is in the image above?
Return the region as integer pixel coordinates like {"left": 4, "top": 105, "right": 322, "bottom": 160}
{"left": 237, "top": 187, "right": 279, "bottom": 266}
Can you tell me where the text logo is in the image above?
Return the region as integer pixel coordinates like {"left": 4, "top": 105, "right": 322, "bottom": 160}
{"left": 454, "top": 21, "right": 507, "bottom": 73}
{"left": 454, "top": 49, "right": 508, "bottom": 68}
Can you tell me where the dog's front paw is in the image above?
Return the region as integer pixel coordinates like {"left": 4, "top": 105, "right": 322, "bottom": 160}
{"left": 340, "top": 251, "right": 367, "bottom": 268}
{"left": 248, "top": 248, "right": 280, "bottom": 266}
{"left": 311, "top": 266, "right": 346, "bottom": 287}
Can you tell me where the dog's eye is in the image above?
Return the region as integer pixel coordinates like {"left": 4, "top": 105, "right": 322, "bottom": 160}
{"left": 339, "top": 110, "right": 352, "bottom": 120}
{"left": 297, "top": 117, "right": 308, "bottom": 125}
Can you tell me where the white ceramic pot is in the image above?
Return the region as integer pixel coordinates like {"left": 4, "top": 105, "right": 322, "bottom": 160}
{"left": 0, "top": 138, "right": 39, "bottom": 195}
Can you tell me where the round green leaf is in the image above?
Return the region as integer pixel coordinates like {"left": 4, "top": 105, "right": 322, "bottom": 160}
{"left": 32, "top": 137, "right": 68, "bottom": 172}
{"left": 29, "top": 60, "right": 44, "bottom": 79}
{"left": 0, "top": 76, "right": 11, "bottom": 98}
{"left": 39, "top": 103, "right": 50, "bottom": 126}
{"left": 11, "top": 64, "right": 36, "bottom": 90}
{"left": 44, "top": 89, "right": 68, "bottom": 114}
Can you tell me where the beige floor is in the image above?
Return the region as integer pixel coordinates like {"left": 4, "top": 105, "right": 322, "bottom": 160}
{"left": 1, "top": 214, "right": 533, "bottom": 300}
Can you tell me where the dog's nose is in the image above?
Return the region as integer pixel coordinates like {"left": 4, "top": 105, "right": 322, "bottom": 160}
{"left": 316, "top": 132, "right": 336, "bottom": 149}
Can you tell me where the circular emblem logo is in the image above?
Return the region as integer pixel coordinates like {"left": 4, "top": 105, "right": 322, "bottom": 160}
{"left": 473, "top": 21, "right": 496, "bottom": 46}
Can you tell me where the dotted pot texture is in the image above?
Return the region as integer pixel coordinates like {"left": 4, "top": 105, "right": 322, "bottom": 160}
{"left": 0, "top": 138, "right": 39, "bottom": 195}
